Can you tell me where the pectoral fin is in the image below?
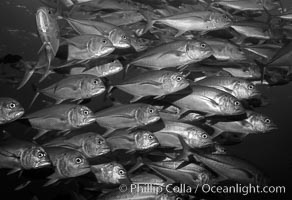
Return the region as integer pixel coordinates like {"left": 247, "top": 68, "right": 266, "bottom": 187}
{"left": 33, "top": 129, "right": 49, "bottom": 140}
{"left": 175, "top": 30, "right": 187, "bottom": 37}
{"left": 43, "top": 173, "right": 60, "bottom": 187}
{"left": 130, "top": 95, "right": 144, "bottom": 103}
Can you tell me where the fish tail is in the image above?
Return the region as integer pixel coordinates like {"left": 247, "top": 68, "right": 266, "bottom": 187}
{"left": 140, "top": 10, "right": 155, "bottom": 34}
{"left": 254, "top": 59, "right": 266, "bottom": 84}
{"left": 39, "top": 58, "right": 51, "bottom": 83}
{"left": 175, "top": 135, "right": 194, "bottom": 162}
{"left": 29, "top": 84, "right": 40, "bottom": 109}
{"left": 17, "top": 61, "right": 36, "bottom": 90}
{"left": 128, "top": 157, "right": 144, "bottom": 174}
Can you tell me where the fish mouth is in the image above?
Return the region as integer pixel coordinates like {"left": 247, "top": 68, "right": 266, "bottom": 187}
{"left": 14, "top": 110, "right": 25, "bottom": 118}
{"left": 148, "top": 116, "right": 161, "bottom": 124}
{"left": 35, "top": 161, "right": 51, "bottom": 168}
{"left": 101, "top": 46, "right": 115, "bottom": 54}
{"left": 93, "top": 87, "right": 106, "bottom": 95}
{"left": 85, "top": 116, "right": 96, "bottom": 124}
{"left": 99, "top": 147, "right": 111, "bottom": 155}
{"left": 117, "top": 41, "right": 131, "bottom": 49}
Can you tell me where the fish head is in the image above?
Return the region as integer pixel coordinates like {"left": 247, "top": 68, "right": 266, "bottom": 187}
{"left": 196, "top": 170, "right": 212, "bottom": 186}
{"left": 88, "top": 36, "right": 115, "bottom": 57}
{"left": 0, "top": 98, "right": 24, "bottom": 123}
{"left": 91, "top": 162, "right": 128, "bottom": 184}
{"left": 186, "top": 127, "right": 213, "bottom": 148}
{"left": 186, "top": 40, "right": 213, "bottom": 61}
{"left": 137, "top": 105, "right": 161, "bottom": 125}
{"left": 163, "top": 72, "right": 190, "bottom": 93}
{"left": 134, "top": 130, "right": 159, "bottom": 151}
{"left": 213, "top": 13, "right": 233, "bottom": 28}
{"left": 83, "top": 76, "right": 106, "bottom": 97}
{"left": 233, "top": 80, "right": 261, "bottom": 100}
{"left": 247, "top": 111, "right": 277, "bottom": 133}
{"left": 21, "top": 146, "right": 51, "bottom": 169}
{"left": 130, "top": 37, "right": 150, "bottom": 52}
{"left": 111, "top": 162, "right": 128, "bottom": 183}
{"left": 217, "top": 94, "right": 245, "bottom": 115}
{"left": 60, "top": 150, "right": 90, "bottom": 177}
{"left": 82, "top": 133, "right": 110, "bottom": 157}
{"left": 109, "top": 28, "right": 131, "bottom": 48}
{"left": 104, "top": 59, "right": 123, "bottom": 76}
{"left": 70, "top": 105, "right": 95, "bottom": 128}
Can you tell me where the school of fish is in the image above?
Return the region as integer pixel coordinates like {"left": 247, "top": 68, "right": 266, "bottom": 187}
{"left": 2, "top": 0, "right": 292, "bottom": 199}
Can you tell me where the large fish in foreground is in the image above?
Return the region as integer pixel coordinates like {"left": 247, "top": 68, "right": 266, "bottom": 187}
{"left": 153, "top": 120, "right": 213, "bottom": 149}
{"left": 44, "top": 146, "right": 90, "bottom": 186}
{"left": 0, "top": 98, "right": 24, "bottom": 125}
{"left": 164, "top": 85, "right": 245, "bottom": 116}
{"left": 128, "top": 40, "right": 213, "bottom": 70}
{"left": 91, "top": 162, "right": 128, "bottom": 184}
{"left": 143, "top": 158, "right": 213, "bottom": 188}
{"left": 94, "top": 103, "right": 160, "bottom": 136}
{"left": 0, "top": 132, "right": 50, "bottom": 173}
{"left": 195, "top": 76, "right": 260, "bottom": 100}
{"left": 143, "top": 10, "right": 232, "bottom": 37}
{"left": 211, "top": 110, "right": 277, "bottom": 144}
{"left": 64, "top": 17, "right": 131, "bottom": 49}
{"left": 67, "top": 59, "right": 123, "bottom": 77}
{"left": 211, "top": 0, "right": 281, "bottom": 12}
{"left": 106, "top": 129, "right": 159, "bottom": 153}
{"left": 177, "top": 136, "right": 268, "bottom": 186}
{"left": 23, "top": 104, "right": 95, "bottom": 140}
{"left": 43, "top": 132, "right": 110, "bottom": 158}
{"left": 65, "top": 34, "right": 115, "bottom": 62}
{"left": 113, "top": 70, "right": 190, "bottom": 102}
{"left": 30, "top": 74, "right": 106, "bottom": 106}
{"left": 36, "top": 7, "right": 60, "bottom": 82}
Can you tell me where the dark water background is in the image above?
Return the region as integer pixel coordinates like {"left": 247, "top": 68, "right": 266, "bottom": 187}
{"left": 0, "top": 0, "right": 292, "bottom": 199}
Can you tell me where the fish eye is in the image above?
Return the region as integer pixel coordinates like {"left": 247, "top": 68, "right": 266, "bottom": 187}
{"left": 201, "top": 134, "right": 208, "bottom": 139}
{"left": 265, "top": 119, "right": 271, "bottom": 123}
{"left": 200, "top": 43, "right": 206, "bottom": 48}
{"left": 234, "top": 101, "right": 240, "bottom": 106}
{"left": 9, "top": 102, "right": 16, "bottom": 109}
{"left": 118, "top": 169, "right": 125, "bottom": 175}
{"left": 37, "top": 151, "right": 45, "bottom": 158}
{"left": 148, "top": 135, "right": 154, "bottom": 140}
{"left": 148, "top": 108, "right": 154, "bottom": 113}
{"left": 97, "top": 139, "right": 104, "bottom": 145}
{"left": 176, "top": 76, "right": 182, "bottom": 82}
{"left": 82, "top": 109, "right": 89, "bottom": 115}
{"left": 102, "top": 39, "right": 107, "bottom": 44}
{"left": 93, "top": 79, "right": 100, "bottom": 84}
{"left": 248, "top": 84, "right": 254, "bottom": 89}
{"left": 75, "top": 157, "right": 83, "bottom": 164}
{"left": 122, "top": 35, "right": 127, "bottom": 39}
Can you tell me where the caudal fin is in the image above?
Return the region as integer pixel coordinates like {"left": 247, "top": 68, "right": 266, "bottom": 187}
{"left": 17, "top": 61, "right": 36, "bottom": 90}
{"left": 140, "top": 10, "right": 156, "bottom": 35}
